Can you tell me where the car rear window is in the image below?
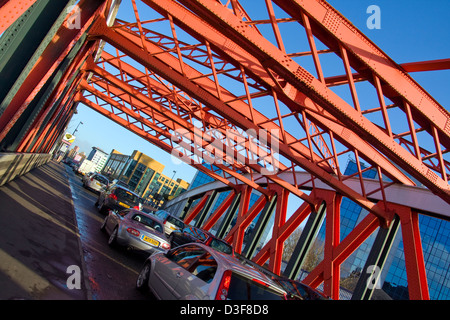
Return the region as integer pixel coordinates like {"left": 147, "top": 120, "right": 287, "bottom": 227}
{"left": 115, "top": 188, "right": 138, "bottom": 202}
{"left": 227, "top": 273, "right": 284, "bottom": 300}
{"left": 209, "top": 238, "right": 233, "bottom": 255}
{"left": 132, "top": 214, "right": 163, "bottom": 233}
{"left": 95, "top": 175, "right": 108, "bottom": 184}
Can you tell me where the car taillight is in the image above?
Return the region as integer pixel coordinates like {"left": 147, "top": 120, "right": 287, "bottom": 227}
{"left": 133, "top": 205, "right": 139, "bottom": 209}
{"left": 215, "top": 270, "right": 232, "bottom": 300}
{"left": 161, "top": 242, "right": 170, "bottom": 250}
{"left": 108, "top": 193, "right": 118, "bottom": 201}
{"left": 126, "top": 228, "right": 140, "bottom": 237}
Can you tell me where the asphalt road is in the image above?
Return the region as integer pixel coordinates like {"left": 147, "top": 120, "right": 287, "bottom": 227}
{"left": 64, "top": 165, "right": 153, "bottom": 300}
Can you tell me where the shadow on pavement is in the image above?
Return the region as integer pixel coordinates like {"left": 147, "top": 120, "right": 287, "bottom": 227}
{"left": 0, "top": 160, "right": 88, "bottom": 300}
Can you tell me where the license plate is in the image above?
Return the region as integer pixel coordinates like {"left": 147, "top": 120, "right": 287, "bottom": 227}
{"left": 96, "top": 182, "right": 101, "bottom": 186}
{"left": 118, "top": 202, "right": 130, "bottom": 208}
{"left": 141, "top": 235, "right": 159, "bottom": 246}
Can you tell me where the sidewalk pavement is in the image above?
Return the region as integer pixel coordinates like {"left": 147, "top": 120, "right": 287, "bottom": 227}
{"left": 0, "top": 160, "right": 90, "bottom": 300}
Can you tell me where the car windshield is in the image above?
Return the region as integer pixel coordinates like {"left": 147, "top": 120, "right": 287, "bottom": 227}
{"left": 132, "top": 214, "right": 163, "bottom": 233}
{"left": 115, "top": 188, "right": 138, "bottom": 202}
{"left": 209, "top": 238, "right": 233, "bottom": 255}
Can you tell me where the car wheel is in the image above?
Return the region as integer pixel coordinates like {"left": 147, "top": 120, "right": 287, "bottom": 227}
{"left": 99, "top": 201, "right": 107, "bottom": 214}
{"left": 108, "top": 227, "right": 118, "bottom": 246}
{"left": 100, "top": 216, "right": 108, "bottom": 231}
{"left": 136, "top": 262, "right": 151, "bottom": 292}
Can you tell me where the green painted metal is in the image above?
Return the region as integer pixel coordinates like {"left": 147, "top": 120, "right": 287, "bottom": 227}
{"left": 0, "top": 0, "right": 75, "bottom": 114}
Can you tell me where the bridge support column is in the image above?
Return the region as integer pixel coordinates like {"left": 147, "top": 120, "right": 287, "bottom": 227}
{"left": 194, "top": 190, "right": 218, "bottom": 228}
{"left": 322, "top": 191, "right": 342, "bottom": 300}
{"left": 216, "top": 193, "right": 241, "bottom": 239}
{"left": 202, "top": 190, "right": 235, "bottom": 232}
{"left": 183, "top": 191, "right": 213, "bottom": 225}
{"left": 397, "top": 206, "right": 430, "bottom": 300}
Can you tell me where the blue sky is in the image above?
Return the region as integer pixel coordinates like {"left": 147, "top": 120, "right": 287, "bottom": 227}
{"left": 67, "top": 0, "right": 449, "bottom": 188}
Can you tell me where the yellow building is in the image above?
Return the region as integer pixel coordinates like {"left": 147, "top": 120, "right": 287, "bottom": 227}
{"left": 102, "top": 149, "right": 189, "bottom": 206}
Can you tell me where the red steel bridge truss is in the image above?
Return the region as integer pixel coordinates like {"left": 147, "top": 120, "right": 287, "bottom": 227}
{"left": 0, "top": 0, "right": 449, "bottom": 300}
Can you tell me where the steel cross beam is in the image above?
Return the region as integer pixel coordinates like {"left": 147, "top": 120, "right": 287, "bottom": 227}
{"left": 97, "top": 50, "right": 283, "bottom": 176}
{"left": 141, "top": 0, "right": 414, "bottom": 188}
{"left": 173, "top": 0, "right": 450, "bottom": 203}
{"left": 0, "top": 0, "right": 107, "bottom": 146}
{"left": 76, "top": 90, "right": 240, "bottom": 191}
{"left": 81, "top": 59, "right": 278, "bottom": 196}
{"left": 141, "top": 0, "right": 421, "bottom": 206}
{"left": 85, "top": 16, "right": 398, "bottom": 224}
{"left": 97, "top": 26, "right": 324, "bottom": 175}
{"left": 0, "top": 0, "right": 37, "bottom": 34}
{"left": 80, "top": 59, "right": 297, "bottom": 198}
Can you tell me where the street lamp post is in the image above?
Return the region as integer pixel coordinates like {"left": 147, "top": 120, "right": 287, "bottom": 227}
{"left": 160, "top": 170, "right": 176, "bottom": 208}
{"left": 72, "top": 121, "right": 83, "bottom": 135}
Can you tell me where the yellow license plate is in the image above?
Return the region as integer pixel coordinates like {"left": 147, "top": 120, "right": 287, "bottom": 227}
{"left": 118, "top": 202, "right": 130, "bottom": 208}
{"left": 141, "top": 235, "right": 159, "bottom": 246}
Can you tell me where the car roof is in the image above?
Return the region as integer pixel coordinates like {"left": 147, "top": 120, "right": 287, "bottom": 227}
{"left": 188, "top": 243, "right": 281, "bottom": 287}
{"left": 113, "top": 184, "right": 139, "bottom": 195}
{"left": 126, "top": 208, "right": 162, "bottom": 222}
{"left": 127, "top": 208, "right": 154, "bottom": 217}
{"left": 93, "top": 173, "right": 107, "bottom": 178}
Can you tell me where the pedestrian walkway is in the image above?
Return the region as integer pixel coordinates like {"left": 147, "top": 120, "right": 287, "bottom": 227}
{"left": 0, "top": 160, "right": 89, "bottom": 300}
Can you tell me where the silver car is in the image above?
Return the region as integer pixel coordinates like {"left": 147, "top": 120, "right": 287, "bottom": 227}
{"left": 136, "top": 243, "right": 287, "bottom": 300}
{"left": 153, "top": 210, "right": 185, "bottom": 236}
{"left": 83, "top": 173, "right": 109, "bottom": 193}
{"left": 101, "top": 208, "right": 170, "bottom": 254}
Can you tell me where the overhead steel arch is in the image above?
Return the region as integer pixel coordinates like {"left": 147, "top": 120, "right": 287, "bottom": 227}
{"left": 0, "top": 0, "right": 449, "bottom": 300}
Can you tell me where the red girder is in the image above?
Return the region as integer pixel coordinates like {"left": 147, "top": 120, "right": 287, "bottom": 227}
{"left": 2, "top": 0, "right": 448, "bottom": 300}
{"left": 202, "top": 190, "right": 236, "bottom": 232}
{"left": 143, "top": 0, "right": 415, "bottom": 188}
{"left": 97, "top": 50, "right": 279, "bottom": 176}
{"left": 0, "top": 0, "right": 106, "bottom": 143}
{"left": 173, "top": 0, "right": 450, "bottom": 203}
{"left": 18, "top": 39, "right": 98, "bottom": 153}
{"left": 80, "top": 59, "right": 273, "bottom": 196}
{"left": 76, "top": 91, "right": 239, "bottom": 191}
{"left": 225, "top": 186, "right": 267, "bottom": 254}
{"left": 86, "top": 15, "right": 403, "bottom": 223}
{"left": 0, "top": 0, "right": 37, "bottom": 34}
